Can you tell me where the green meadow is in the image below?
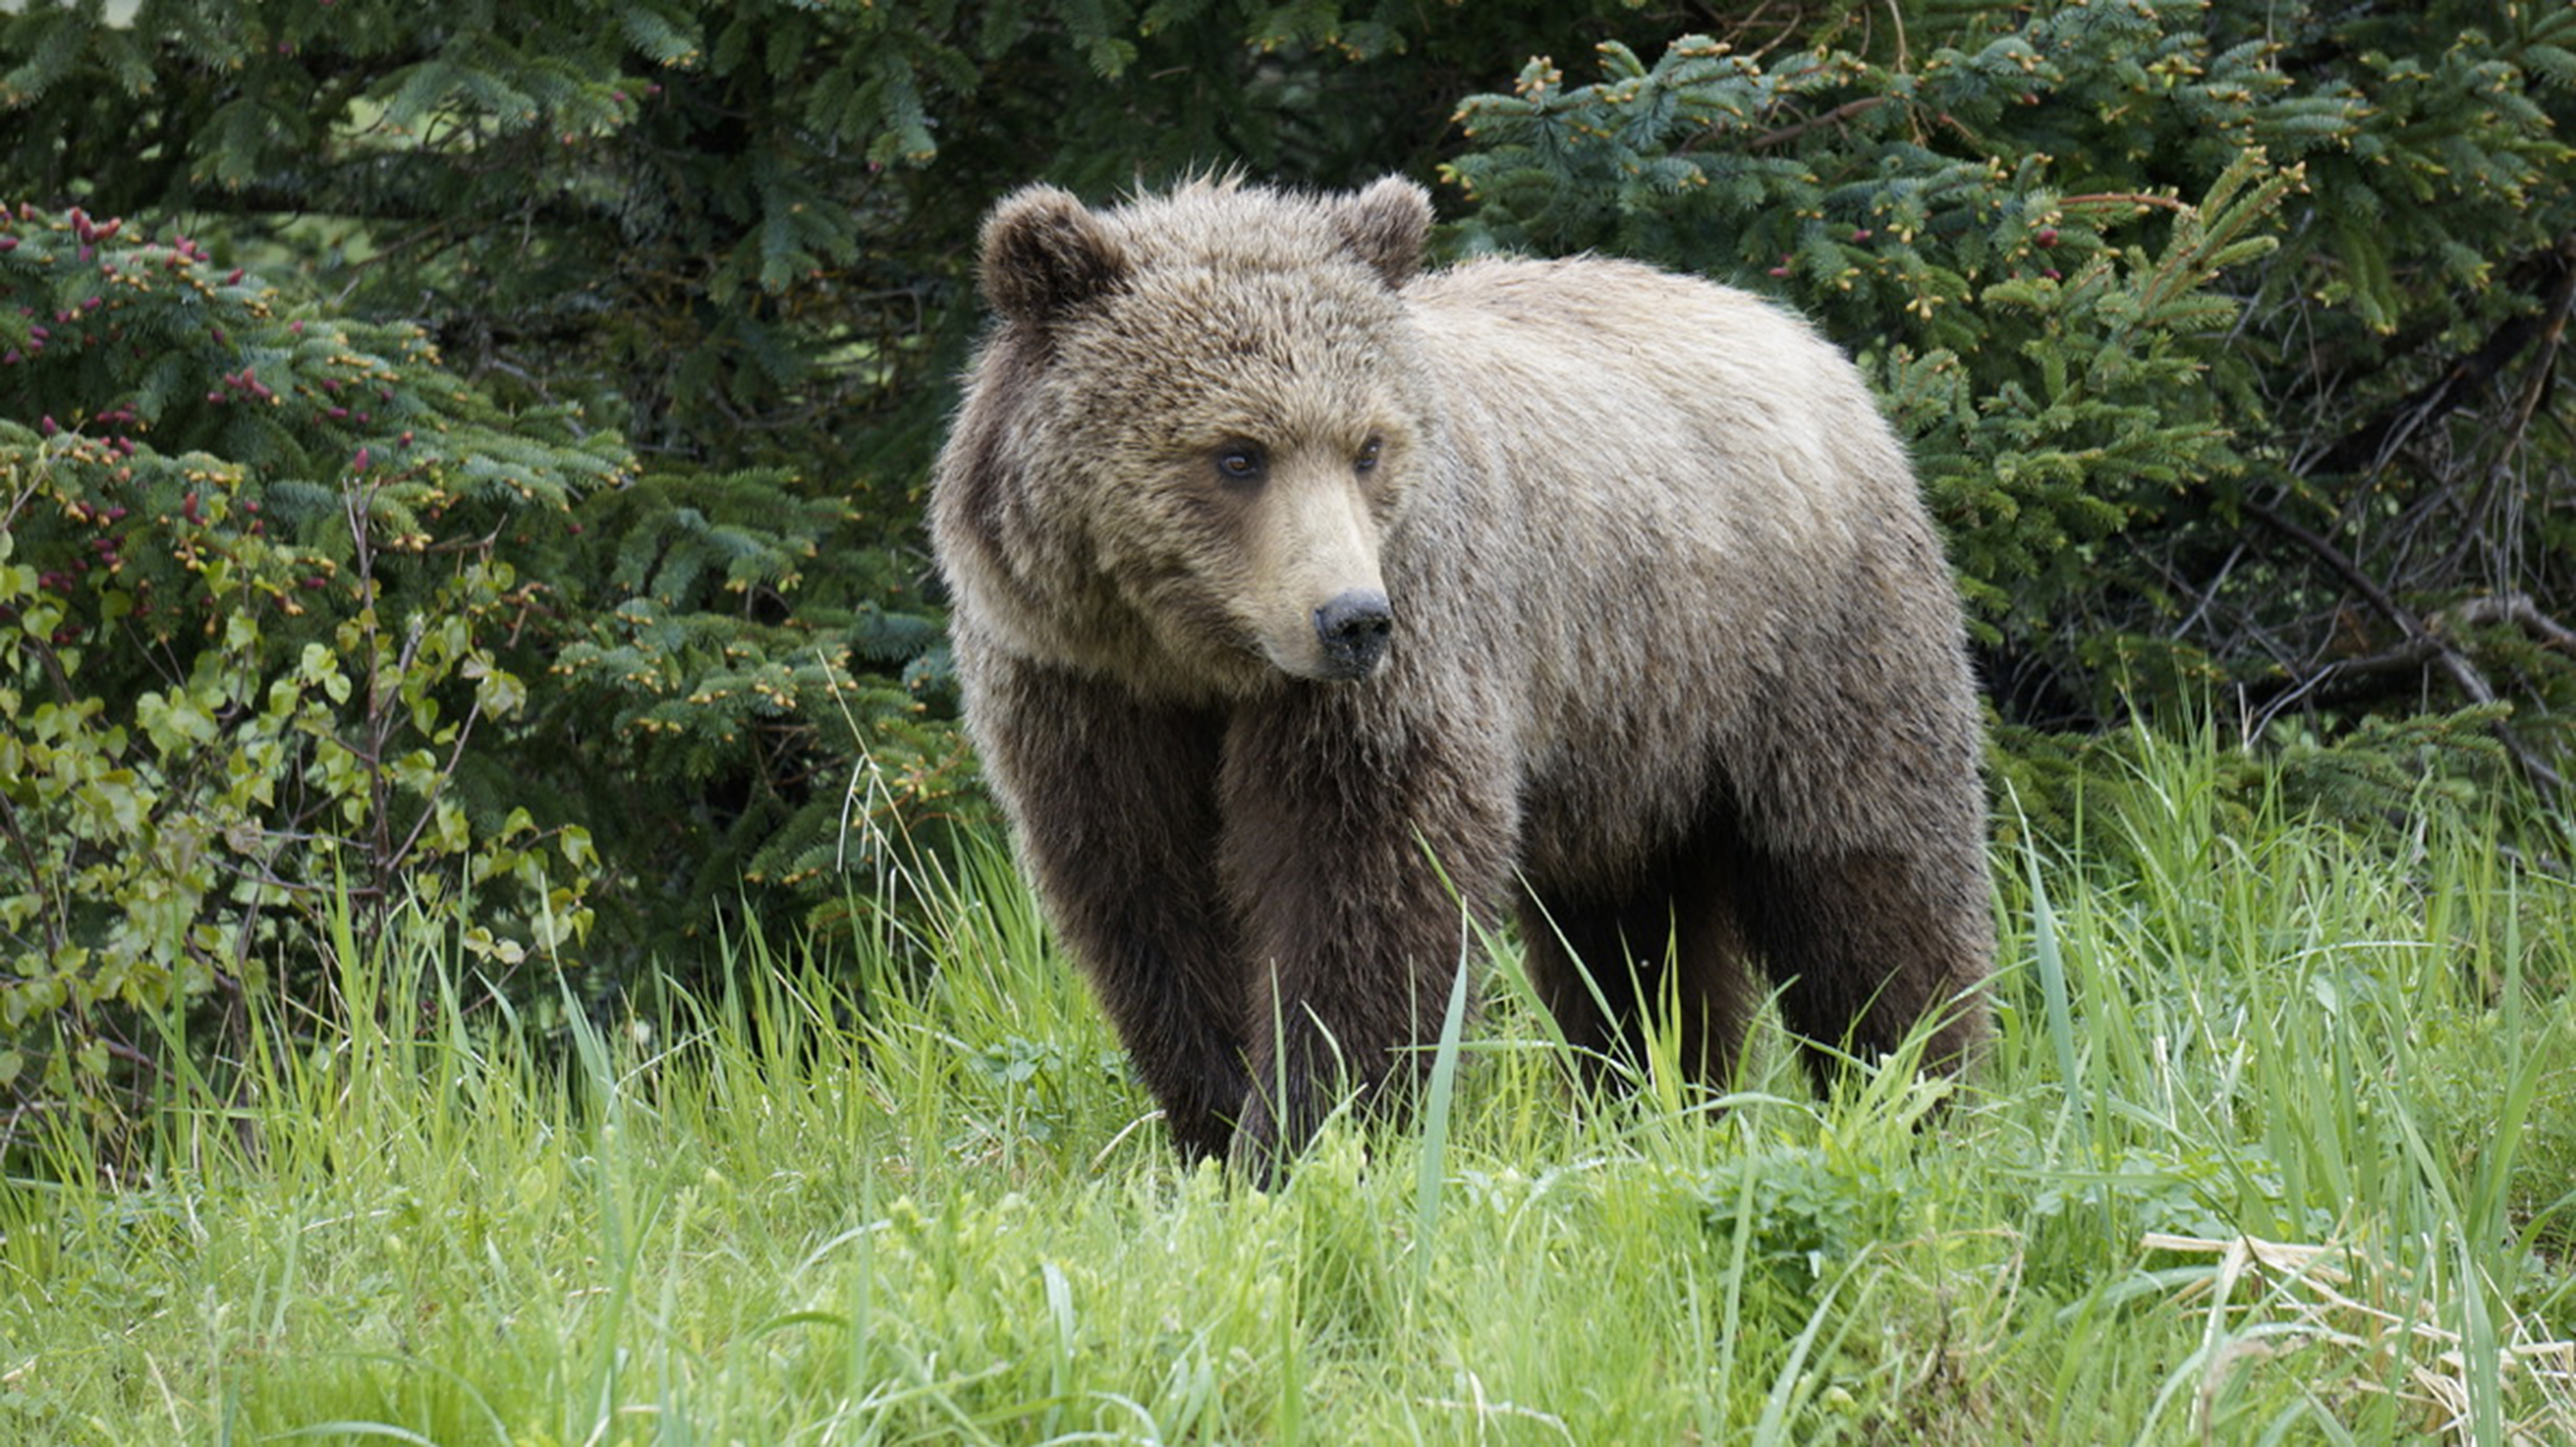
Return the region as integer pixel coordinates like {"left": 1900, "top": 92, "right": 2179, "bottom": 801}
{"left": 6, "top": 736, "right": 2573, "bottom": 1445}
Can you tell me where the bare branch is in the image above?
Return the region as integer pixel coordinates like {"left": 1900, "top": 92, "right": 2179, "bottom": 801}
{"left": 2245, "top": 499, "right": 2567, "bottom": 793}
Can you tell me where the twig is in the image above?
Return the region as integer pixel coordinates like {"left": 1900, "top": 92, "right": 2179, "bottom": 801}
{"left": 1744, "top": 96, "right": 1889, "bottom": 151}
{"left": 2060, "top": 191, "right": 2193, "bottom": 214}
{"left": 2295, "top": 596, "right": 2576, "bottom": 691}
{"left": 2447, "top": 237, "right": 2576, "bottom": 571}
{"left": 2445, "top": 593, "right": 2576, "bottom": 653}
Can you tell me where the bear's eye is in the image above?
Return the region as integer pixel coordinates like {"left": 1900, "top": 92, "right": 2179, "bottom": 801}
{"left": 1213, "top": 445, "right": 1267, "bottom": 485}
{"left": 1354, "top": 436, "right": 1383, "bottom": 474}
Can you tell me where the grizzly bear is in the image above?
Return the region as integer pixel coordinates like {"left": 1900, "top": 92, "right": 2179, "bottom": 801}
{"left": 930, "top": 175, "right": 1992, "bottom": 1174}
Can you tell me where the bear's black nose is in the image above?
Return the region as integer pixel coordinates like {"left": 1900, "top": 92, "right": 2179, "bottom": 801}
{"left": 1314, "top": 589, "right": 1394, "bottom": 678}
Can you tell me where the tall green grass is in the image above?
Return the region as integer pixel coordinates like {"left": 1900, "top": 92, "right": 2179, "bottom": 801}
{"left": 5, "top": 740, "right": 2573, "bottom": 1443}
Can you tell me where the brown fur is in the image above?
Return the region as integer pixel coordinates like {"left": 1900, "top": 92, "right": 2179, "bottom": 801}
{"left": 932, "top": 176, "right": 1993, "bottom": 1173}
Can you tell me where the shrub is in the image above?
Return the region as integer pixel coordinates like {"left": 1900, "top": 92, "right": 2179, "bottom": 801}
{"left": 0, "top": 205, "right": 623, "bottom": 1132}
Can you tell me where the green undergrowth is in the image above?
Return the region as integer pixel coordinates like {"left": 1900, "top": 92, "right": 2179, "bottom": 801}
{"left": 5, "top": 740, "right": 2575, "bottom": 1444}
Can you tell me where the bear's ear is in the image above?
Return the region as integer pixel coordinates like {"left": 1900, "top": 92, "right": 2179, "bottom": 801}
{"left": 980, "top": 185, "right": 1128, "bottom": 327}
{"left": 1333, "top": 176, "right": 1433, "bottom": 289}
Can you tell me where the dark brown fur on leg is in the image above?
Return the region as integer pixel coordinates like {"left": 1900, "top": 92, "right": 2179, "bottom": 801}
{"left": 969, "top": 659, "right": 1253, "bottom": 1162}
{"left": 1522, "top": 819, "right": 1762, "bottom": 1093}
{"left": 1217, "top": 686, "right": 1515, "bottom": 1174}
{"left": 1735, "top": 843, "right": 1992, "bottom": 1093}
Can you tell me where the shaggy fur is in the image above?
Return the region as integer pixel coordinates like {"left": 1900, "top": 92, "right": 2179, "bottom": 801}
{"left": 932, "top": 176, "right": 1993, "bottom": 1172}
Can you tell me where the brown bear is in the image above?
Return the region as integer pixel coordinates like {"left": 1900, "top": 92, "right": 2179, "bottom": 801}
{"left": 930, "top": 175, "right": 1992, "bottom": 1174}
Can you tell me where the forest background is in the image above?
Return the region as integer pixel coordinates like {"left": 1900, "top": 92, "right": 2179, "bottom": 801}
{"left": 3, "top": 0, "right": 2574, "bottom": 1132}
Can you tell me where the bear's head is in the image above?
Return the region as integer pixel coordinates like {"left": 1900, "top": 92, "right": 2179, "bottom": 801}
{"left": 938, "top": 177, "right": 1440, "bottom": 701}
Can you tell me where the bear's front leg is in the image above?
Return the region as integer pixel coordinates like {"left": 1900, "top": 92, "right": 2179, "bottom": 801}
{"left": 1217, "top": 691, "right": 1517, "bottom": 1176}
{"left": 963, "top": 657, "right": 1254, "bottom": 1163}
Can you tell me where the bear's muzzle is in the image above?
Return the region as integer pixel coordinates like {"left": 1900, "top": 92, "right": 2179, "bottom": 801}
{"left": 1313, "top": 588, "right": 1393, "bottom": 679}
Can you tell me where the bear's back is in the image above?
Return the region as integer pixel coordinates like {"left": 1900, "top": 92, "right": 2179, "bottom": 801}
{"left": 1386, "top": 255, "right": 1958, "bottom": 878}
{"left": 1388, "top": 254, "right": 1921, "bottom": 661}
{"left": 1403, "top": 255, "right": 1905, "bottom": 510}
